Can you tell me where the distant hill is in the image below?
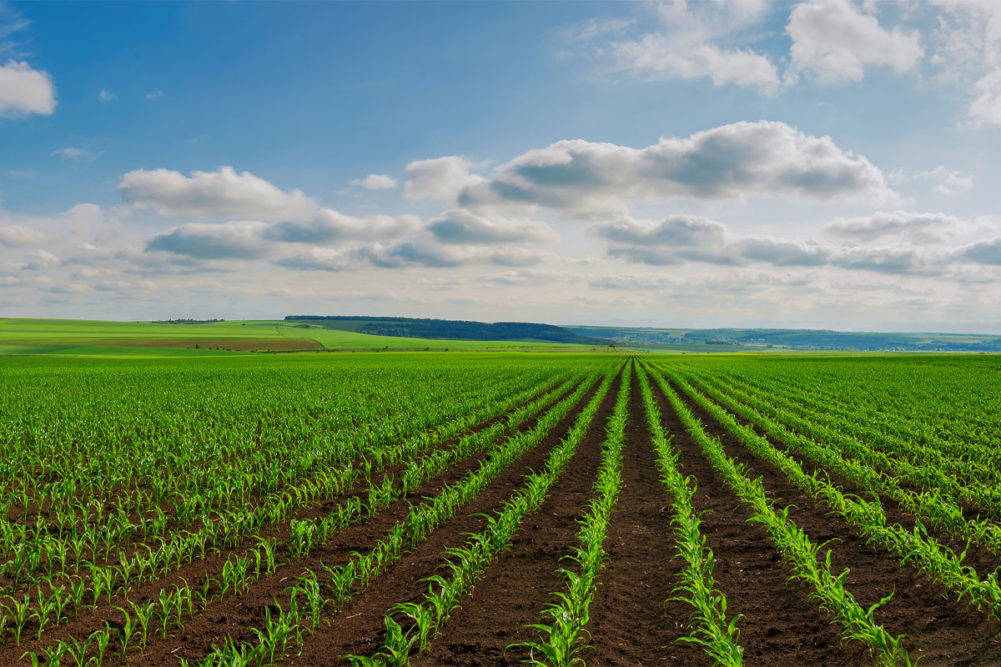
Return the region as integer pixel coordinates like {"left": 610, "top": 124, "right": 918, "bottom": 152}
{"left": 285, "top": 316, "right": 611, "bottom": 345}
{"left": 564, "top": 325, "right": 1001, "bottom": 352}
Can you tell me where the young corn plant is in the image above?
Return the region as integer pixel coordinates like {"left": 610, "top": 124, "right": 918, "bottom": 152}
{"left": 647, "top": 367, "right": 913, "bottom": 667}
{"left": 204, "top": 367, "right": 619, "bottom": 667}
{"left": 512, "top": 364, "right": 631, "bottom": 666}
{"left": 636, "top": 365, "right": 743, "bottom": 666}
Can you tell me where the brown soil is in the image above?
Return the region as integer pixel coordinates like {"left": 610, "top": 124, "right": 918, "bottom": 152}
{"left": 575, "top": 367, "right": 705, "bottom": 666}
{"left": 283, "top": 368, "right": 620, "bottom": 665}
{"left": 682, "top": 376, "right": 1001, "bottom": 576}
{"left": 665, "top": 375, "right": 1001, "bottom": 666}
{"left": 109, "top": 337, "right": 324, "bottom": 351}
{"left": 411, "top": 368, "right": 623, "bottom": 665}
{"left": 650, "top": 376, "right": 873, "bottom": 666}
{"left": 2, "top": 376, "right": 589, "bottom": 666}
{"left": 130, "top": 370, "right": 607, "bottom": 665}
{"left": 12, "top": 362, "right": 999, "bottom": 666}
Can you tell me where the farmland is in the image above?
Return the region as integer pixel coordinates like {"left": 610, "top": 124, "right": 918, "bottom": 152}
{"left": 1, "top": 351, "right": 1000, "bottom": 665}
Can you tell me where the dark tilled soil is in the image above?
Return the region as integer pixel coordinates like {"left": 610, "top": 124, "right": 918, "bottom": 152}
{"left": 16, "top": 363, "right": 999, "bottom": 667}
{"left": 284, "top": 369, "right": 622, "bottom": 666}
{"left": 576, "top": 367, "right": 706, "bottom": 666}
{"left": 412, "top": 370, "right": 622, "bottom": 666}
{"left": 1, "top": 376, "right": 592, "bottom": 666}
{"left": 667, "top": 376, "right": 1001, "bottom": 666}
{"left": 684, "top": 374, "right": 1000, "bottom": 574}
{"left": 650, "top": 377, "right": 873, "bottom": 667}
{"left": 140, "top": 376, "right": 604, "bottom": 666}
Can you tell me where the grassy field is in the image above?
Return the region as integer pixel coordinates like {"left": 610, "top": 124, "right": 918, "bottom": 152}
{"left": 0, "top": 318, "right": 611, "bottom": 356}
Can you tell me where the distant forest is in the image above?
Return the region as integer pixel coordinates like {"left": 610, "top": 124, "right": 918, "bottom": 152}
{"left": 563, "top": 326, "right": 1001, "bottom": 352}
{"left": 285, "top": 316, "right": 609, "bottom": 345}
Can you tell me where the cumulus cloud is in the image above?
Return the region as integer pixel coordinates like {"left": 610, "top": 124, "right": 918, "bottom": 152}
{"left": 0, "top": 224, "right": 48, "bottom": 246}
{"left": 119, "top": 166, "right": 316, "bottom": 220}
{"left": 593, "top": 215, "right": 726, "bottom": 246}
{"left": 786, "top": 0, "right": 923, "bottom": 84}
{"left": 262, "top": 211, "right": 420, "bottom": 244}
{"left": 958, "top": 238, "right": 1001, "bottom": 265}
{"left": 361, "top": 241, "right": 541, "bottom": 269}
{"left": 427, "top": 209, "right": 558, "bottom": 244}
{"left": 143, "top": 89, "right": 164, "bottom": 102}
{"left": 98, "top": 89, "right": 116, "bottom": 103}
{"left": 145, "top": 222, "right": 268, "bottom": 260}
{"left": 737, "top": 237, "right": 832, "bottom": 266}
{"left": 598, "top": 212, "right": 955, "bottom": 275}
{"left": 459, "top": 121, "right": 893, "bottom": 215}
{"left": 824, "top": 210, "right": 964, "bottom": 243}
{"left": 0, "top": 60, "right": 56, "bottom": 117}
{"left": 351, "top": 173, "right": 398, "bottom": 189}
{"left": 275, "top": 247, "right": 353, "bottom": 272}
{"left": 832, "top": 247, "right": 924, "bottom": 274}
{"left": 404, "top": 156, "right": 484, "bottom": 200}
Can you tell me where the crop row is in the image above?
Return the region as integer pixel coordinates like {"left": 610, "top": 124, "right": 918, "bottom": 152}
{"left": 644, "top": 364, "right": 911, "bottom": 665}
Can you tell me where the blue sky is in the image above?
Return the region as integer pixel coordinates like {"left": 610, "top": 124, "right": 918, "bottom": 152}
{"left": 2, "top": 0, "right": 1001, "bottom": 333}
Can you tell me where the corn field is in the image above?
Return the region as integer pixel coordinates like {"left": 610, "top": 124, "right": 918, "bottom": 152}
{"left": 1, "top": 352, "right": 1000, "bottom": 665}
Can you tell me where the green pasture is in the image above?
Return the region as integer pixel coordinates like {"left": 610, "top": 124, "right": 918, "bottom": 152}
{"left": 0, "top": 318, "right": 609, "bottom": 357}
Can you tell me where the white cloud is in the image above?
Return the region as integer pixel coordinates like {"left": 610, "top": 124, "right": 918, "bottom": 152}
{"left": 52, "top": 147, "right": 101, "bottom": 162}
{"left": 0, "top": 60, "right": 56, "bottom": 117}
{"left": 351, "top": 173, "right": 398, "bottom": 190}
{"left": 275, "top": 247, "right": 353, "bottom": 272}
{"left": 958, "top": 237, "right": 1001, "bottom": 265}
{"left": 928, "top": 167, "right": 974, "bottom": 196}
{"left": 360, "top": 240, "right": 541, "bottom": 269}
{"left": 262, "top": 210, "right": 420, "bottom": 243}
{"left": 589, "top": 0, "right": 780, "bottom": 94}
{"left": 890, "top": 166, "right": 973, "bottom": 196}
{"left": 738, "top": 237, "right": 832, "bottom": 266}
{"left": 969, "top": 70, "right": 1001, "bottom": 124}
{"left": 598, "top": 212, "right": 965, "bottom": 275}
{"left": 22, "top": 249, "right": 60, "bottom": 270}
{"left": 611, "top": 37, "right": 780, "bottom": 93}
{"left": 825, "top": 210, "right": 962, "bottom": 242}
{"left": 119, "top": 166, "right": 316, "bottom": 220}
{"left": 0, "top": 224, "right": 48, "bottom": 246}
{"left": 459, "top": 121, "right": 894, "bottom": 216}
{"left": 927, "top": 0, "right": 1001, "bottom": 124}
{"left": 404, "top": 156, "right": 484, "bottom": 200}
{"left": 143, "top": 89, "right": 164, "bottom": 102}
{"left": 593, "top": 215, "right": 726, "bottom": 246}
{"left": 98, "top": 88, "right": 116, "bottom": 103}
{"left": 786, "top": 0, "right": 923, "bottom": 84}
{"left": 145, "top": 222, "right": 268, "bottom": 260}
{"left": 427, "top": 209, "right": 558, "bottom": 244}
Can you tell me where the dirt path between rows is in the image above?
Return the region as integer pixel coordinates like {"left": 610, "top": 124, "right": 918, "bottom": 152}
{"left": 578, "top": 365, "right": 706, "bottom": 666}
{"left": 3, "top": 375, "right": 595, "bottom": 666}
{"left": 284, "top": 369, "right": 620, "bottom": 665}
{"left": 412, "top": 369, "right": 623, "bottom": 665}
{"left": 666, "top": 374, "right": 1001, "bottom": 665}
{"left": 650, "top": 375, "right": 873, "bottom": 666}
{"left": 673, "top": 371, "right": 1000, "bottom": 575}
